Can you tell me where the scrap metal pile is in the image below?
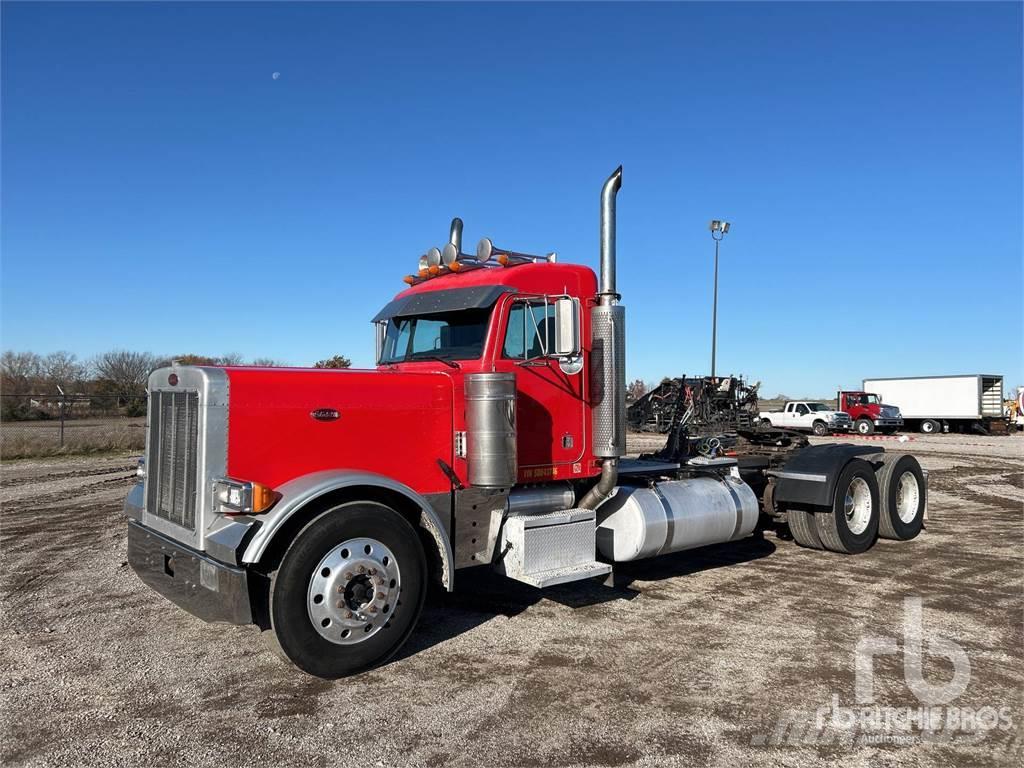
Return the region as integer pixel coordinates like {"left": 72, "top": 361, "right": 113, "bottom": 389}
{"left": 631, "top": 375, "right": 810, "bottom": 465}
{"left": 627, "top": 375, "right": 762, "bottom": 436}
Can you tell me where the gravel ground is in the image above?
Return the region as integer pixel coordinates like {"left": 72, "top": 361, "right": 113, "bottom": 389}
{"left": 2, "top": 434, "right": 1022, "bottom": 767}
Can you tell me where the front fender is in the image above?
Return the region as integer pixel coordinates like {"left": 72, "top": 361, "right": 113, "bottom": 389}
{"left": 241, "top": 470, "right": 454, "bottom": 591}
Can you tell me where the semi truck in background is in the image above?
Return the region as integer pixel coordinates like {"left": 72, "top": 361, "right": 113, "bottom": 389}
{"left": 862, "top": 375, "right": 1006, "bottom": 434}
{"left": 126, "top": 167, "right": 930, "bottom": 678}
{"left": 836, "top": 390, "right": 903, "bottom": 435}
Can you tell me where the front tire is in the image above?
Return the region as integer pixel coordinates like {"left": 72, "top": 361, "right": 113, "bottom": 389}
{"left": 269, "top": 501, "right": 427, "bottom": 678}
{"left": 815, "top": 459, "right": 880, "bottom": 554}
{"left": 812, "top": 420, "right": 829, "bottom": 436}
{"left": 855, "top": 418, "right": 875, "bottom": 435}
{"left": 760, "top": 419, "right": 772, "bottom": 429}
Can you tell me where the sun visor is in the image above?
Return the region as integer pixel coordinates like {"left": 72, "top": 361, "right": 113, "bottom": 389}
{"left": 372, "top": 285, "right": 515, "bottom": 323}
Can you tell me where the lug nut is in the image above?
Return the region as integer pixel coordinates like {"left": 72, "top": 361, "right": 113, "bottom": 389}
{"left": 376, "top": 593, "right": 385, "bottom": 601}
{"left": 369, "top": 606, "right": 378, "bottom": 614}
{"left": 368, "top": 568, "right": 377, "bottom": 576}
{"left": 357, "top": 565, "right": 366, "bottom": 574}
{"left": 344, "top": 572, "right": 353, "bottom": 580}
{"left": 336, "top": 601, "right": 345, "bottom": 609}
{"left": 345, "top": 611, "right": 353, "bottom": 619}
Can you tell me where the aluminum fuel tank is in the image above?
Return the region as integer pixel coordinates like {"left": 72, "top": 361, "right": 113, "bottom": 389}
{"left": 595, "top": 476, "right": 759, "bottom": 562}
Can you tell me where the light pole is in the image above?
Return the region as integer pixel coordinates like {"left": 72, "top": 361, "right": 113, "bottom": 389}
{"left": 708, "top": 219, "right": 730, "bottom": 381}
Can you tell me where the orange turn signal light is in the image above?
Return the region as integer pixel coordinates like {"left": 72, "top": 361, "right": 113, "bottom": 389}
{"left": 403, "top": 275, "right": 415, "bottom": 285}
{"left": 250, "top": 482, "right": 277, "bottom": 514}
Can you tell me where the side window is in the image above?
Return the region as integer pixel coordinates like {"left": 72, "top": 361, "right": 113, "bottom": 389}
{"left": 503, "top": 301, "right": 555, "bottom": 360}
{"left": 796, "top": 404, "right": 809, "bottom": 416}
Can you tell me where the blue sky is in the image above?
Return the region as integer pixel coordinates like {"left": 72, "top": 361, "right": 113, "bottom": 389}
{"left": 2, "top": 1, "right": 1021, "bottom": 396}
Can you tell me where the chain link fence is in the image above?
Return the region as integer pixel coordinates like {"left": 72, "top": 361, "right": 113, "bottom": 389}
{"left": 1, "top": 393, "right": 147, "bottom": 459}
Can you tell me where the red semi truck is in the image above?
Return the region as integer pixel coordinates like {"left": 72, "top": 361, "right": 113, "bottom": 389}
{"left": 127, "top": 168, "right": 929, "bottom": 678}
{"left": 836, "top": 390, "right": 904, "bottom": 435}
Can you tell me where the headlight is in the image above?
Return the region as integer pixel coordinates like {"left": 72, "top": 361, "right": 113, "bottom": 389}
{"left": 213, "top": 478, "right": 277, "bottom": 515}
{"left": 136, "top": 458, "right": 146, "bottom": 478}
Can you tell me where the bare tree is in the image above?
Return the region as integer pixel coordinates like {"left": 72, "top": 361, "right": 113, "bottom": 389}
{"left": 1, "top": 351, "right": 43, "bottom": 393}
{"left": 313, "top": 355, "right": 352, "bottom": 369}
{"left": 250, "top": 357, "right": 286, "bottom": 367}
{"left": 42, "top": 351, "right": 87, "bottom": 392}
{"left": 627, "top": 378, "right": 647, "bottom": 402}
{"left": 92, "top": 350, "right": 158, "bottom": 397}
{"left": 218, "top": 352, "right": 245, "bottom": 366}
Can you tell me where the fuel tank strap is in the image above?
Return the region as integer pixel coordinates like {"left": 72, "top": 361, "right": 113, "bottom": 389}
{"left": 650, "top": 483, "right": 674, "bottom": 557}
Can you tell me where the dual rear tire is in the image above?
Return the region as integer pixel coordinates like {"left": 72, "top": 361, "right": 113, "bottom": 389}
{"left": 787, "top": 455, "right": 926, "bottom": 554}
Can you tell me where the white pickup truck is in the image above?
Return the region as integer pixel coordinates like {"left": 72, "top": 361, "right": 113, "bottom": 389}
{"left": 758, "top": 401, "right": 852, "bottom": 436}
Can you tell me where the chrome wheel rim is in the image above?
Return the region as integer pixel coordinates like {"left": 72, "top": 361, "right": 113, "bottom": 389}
{"left": 895, "top": 471, "right": 920, "bottom": 523}
{"left": 307, "top": 537, "right": 401, "bottom": 645}
{"left": 844, "top": 477, "right": 872, "bottom": 535}
{"left": 858, "top": 421, "right": 870, "bottom": 434}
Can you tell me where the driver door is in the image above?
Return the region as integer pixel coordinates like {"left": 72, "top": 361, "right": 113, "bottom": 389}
{"left": 492, "top": 296, "right": 587, "bottom": 482}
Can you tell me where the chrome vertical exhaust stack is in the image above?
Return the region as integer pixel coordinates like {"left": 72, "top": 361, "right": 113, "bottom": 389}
{"left": 598, "top": 165, "right": 623, "bottom": 303}
{"left": 449, "top": 217, "right": 464, "bottom": 254}
{"left": 581, "top": 165, "right": 626, "bottom": 510}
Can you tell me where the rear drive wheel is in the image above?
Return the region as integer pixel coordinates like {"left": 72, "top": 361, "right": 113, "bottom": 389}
{"left": 876, "top": 455, "right": 926, "bottom": 541}
{"left": 815, "top": 459, "right": 880, "bottom": 554}
{"left": 787, "top": 508, "right": 823, "bottom": 549}
{"left": 920, "top": 419, "right": 941, "bottom": 434}
{"left": 855, "top": 418, "right": 875, "bottom": 435}
{"left": 268, "top": 501, "right": 426, "bottom": 678}
{"left": 760, "top": 419, "right": 772, "bottom": 429}
{"left": 812, "top": 420, "right": 829, "bottom": 437}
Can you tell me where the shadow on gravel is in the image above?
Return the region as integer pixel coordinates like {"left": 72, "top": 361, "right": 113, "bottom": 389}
{"left": 394, "top": 534, "right": 776, "bottom": 662}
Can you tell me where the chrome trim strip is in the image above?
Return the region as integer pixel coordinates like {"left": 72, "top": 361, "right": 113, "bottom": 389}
{"left": 767, "top": 470, "right": 829, "bottom": 483}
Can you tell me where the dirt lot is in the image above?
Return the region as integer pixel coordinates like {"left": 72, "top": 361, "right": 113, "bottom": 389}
{"left": 2, "top": 434, "right": 1022, "bottom": 767}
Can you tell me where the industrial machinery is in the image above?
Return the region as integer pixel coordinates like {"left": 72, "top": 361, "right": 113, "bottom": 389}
{"left": 127, "top": 167, "right": 930, "bottom": 678}
{"left": 627, "top": 375, "right": 761, "bottom": 435}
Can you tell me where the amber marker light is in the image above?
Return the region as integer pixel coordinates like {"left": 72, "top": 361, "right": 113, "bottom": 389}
{"left": 214, "top": 478, "right": 278, "bottom": 515}
{"left": 403, "top": 275, "right": 416, "bottom": 285}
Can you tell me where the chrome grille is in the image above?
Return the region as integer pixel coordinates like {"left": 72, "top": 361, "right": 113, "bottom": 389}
{"left": 146, "top": 390, "right": 200, "bottom": 530}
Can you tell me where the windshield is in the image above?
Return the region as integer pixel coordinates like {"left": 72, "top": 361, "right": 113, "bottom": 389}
{"left": 807, "top": 403, "right": 832, "bottom": 412}
{"left": 848, "top": 393, "right": 880, "bottom": 405}
{"left": 380, "top": 309, "right": 491, "bottom": 363}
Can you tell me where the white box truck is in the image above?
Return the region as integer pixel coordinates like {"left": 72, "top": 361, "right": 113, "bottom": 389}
{"left": 862, "top": 375, "right": 1006, "bottom": 434}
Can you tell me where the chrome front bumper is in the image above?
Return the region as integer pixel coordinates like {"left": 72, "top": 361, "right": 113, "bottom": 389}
{"left": 873, "top": 418, "right": 904, "bottom": 427}
{"left": 127, "top": 520, "right": 252, "bottom": 625}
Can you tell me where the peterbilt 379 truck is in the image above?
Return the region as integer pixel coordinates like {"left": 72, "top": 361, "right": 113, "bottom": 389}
{"left": 127, "top": 167, "right": 929, "bottom": 678}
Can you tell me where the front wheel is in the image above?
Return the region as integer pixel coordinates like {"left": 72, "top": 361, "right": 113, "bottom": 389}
{"left": 812, "top": 420, "right": 829, "bottom": 436}
{"left": 760, "top": 419, "right": 772, "bottom": 429}
{"left": 855, "top": 418, "right": 875, "bottom": 435}
{"left": 269, "top": 501, "right": 427, "bottom": 678}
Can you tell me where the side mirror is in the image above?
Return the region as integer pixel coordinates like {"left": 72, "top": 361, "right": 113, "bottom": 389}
{"left": 553, "top": 297, "right": 581, "bottom": 357}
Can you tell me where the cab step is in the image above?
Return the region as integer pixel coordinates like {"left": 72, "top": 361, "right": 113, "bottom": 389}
{"left": 496, "top": 508, "right": 612, "bottom": 587}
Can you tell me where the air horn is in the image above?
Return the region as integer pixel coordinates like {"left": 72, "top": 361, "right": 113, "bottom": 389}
{"left": 476, "top": 238, "right": 556, "bottom": 266}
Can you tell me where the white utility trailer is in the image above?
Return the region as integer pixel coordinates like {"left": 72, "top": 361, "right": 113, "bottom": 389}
{"left": 862, "top": 375, "right": 1006, "bottom": 434}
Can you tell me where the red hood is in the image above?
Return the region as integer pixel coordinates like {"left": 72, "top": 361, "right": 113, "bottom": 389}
{"left": 223, "top": 366, "right": 456, "bottom": 493}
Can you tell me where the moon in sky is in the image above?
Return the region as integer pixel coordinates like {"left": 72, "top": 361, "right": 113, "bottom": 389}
{"left": 272, "top": 72, "right": 281, "bottom": 80}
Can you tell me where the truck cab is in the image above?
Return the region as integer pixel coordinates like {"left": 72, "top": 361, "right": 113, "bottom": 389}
{"left": 837, "top": 390, "right": 903, "bottom": 435}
